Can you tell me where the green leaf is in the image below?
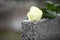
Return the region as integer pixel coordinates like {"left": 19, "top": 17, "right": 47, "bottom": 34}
{"left": 41, "top": 8, "right": 46, "bottom": 12}
{"left": 41, "top": 8, "right": 47, "bottom": 18}
{"left": 55, "top": 4, "right": 60, "bottom": 13}
{"left": 43, "top": 10, "right": 57, "bottom": 19}
{"left": 45, "top": 1, "right": 56, "bottom": 11}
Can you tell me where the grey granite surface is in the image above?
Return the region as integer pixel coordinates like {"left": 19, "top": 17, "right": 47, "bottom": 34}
{"left": 21, "top": 17, "right": 60, "bottom": 40}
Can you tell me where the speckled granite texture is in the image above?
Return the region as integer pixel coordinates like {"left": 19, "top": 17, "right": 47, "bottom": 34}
{"left": 21, "top": 17, "right": 60, "bottom": 40}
